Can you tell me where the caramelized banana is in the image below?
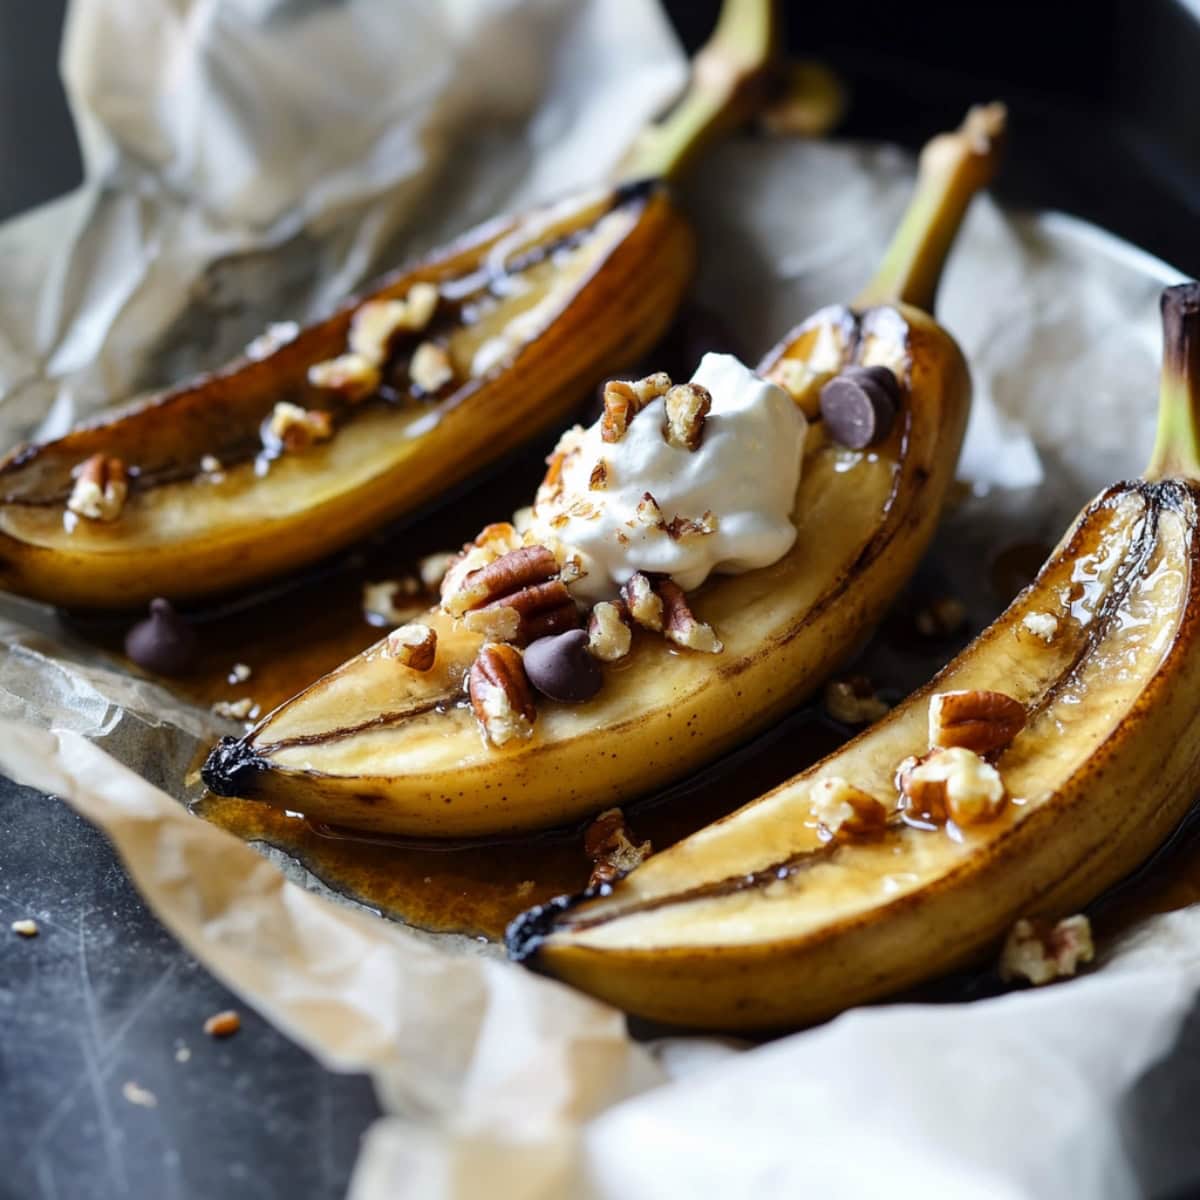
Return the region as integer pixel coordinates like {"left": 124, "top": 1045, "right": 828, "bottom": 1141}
{"left": 0, "top": 0, "right": 778, "bottom": 610}
{"left": 203, "top": 106, "right": 1004, "bottom": 838}
{"left": 510, "top": 284, "right": 1200, "bottom": 1033}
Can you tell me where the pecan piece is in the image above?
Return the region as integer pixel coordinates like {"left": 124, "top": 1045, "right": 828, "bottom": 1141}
{"left": 663, "top": 382, "right": 712, "bottom": 450}
{"left": 664, "top": 511, "right": 717, "bottom": 541}
{"left": 468, "top": 643, "right": 536, "bottom": 746}
{"left": 385, "top": 622, "right": 437, "bottom": 671}
{"left": 306, "top": 353, "right": 380, "bottom": 402}
{"left": 266, "top": 402, "right": 335, "bottom": 452}
{"left": 823, "top": 676, "right": 890, "bottom": 725}
{"left": 600, "top": 372, "right": 672, "bottom": 443}
{"left": 587, "top": 600, "right": 633, "bottom": 662}
{"left": 929, "top": 690, "right": 1026, "bottom": 754}
{"left": 621, "top": 572, "right": 664, "bottom": 632}
{"left": 898, "top": 746, "right": 1006, "bottom": 827}
{"left": 584, "top": 807, "right": 651, "bottom": 888}
{"left": 809, "top": 777, "right": 888, "bottom": 841}
{"left": 657, "top": 579, "right": 722, "bottom": 653}
{"left": 999, "top": 915, "right": 1094, "bottom": 985}
{"left": 348, "top": 284, "right": 440, "bottom": 363}
{"left": 409, "top": 341, "right": 454, "bottom": 393}
{"left": 634, "top": 492, "right": 664, "bottom": 527}
{"left": 67, "top": 454, "right": 128, "bottom": 522}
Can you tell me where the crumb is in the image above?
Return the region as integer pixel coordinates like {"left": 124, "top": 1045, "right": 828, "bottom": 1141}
{"left": 11, "top": 918, "right": 39, "bottom": 937}
{"left": 515, "top": 880, "right": 536, "bottom": 898}
{"left": 1021, "top": 611, "right": 1059, "bottom": 643}
{"left": 174, "top": 1042, "right": 191, "bottom": 1064}
{"left": 227, "top": 662, "right": 252, "bottom": 684}
{"left": 122, "top": 1080, "right": 158, "bottom": 1108}
{"left": 203, "top": 1010, "right": 241, "bottom": 1038}
{"left": 212, "top": 698, "right": 256, "bottom": 722}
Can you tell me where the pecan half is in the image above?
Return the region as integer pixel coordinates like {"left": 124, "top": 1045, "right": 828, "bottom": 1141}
{"left": 928, "top": 690, "right": 1026, "bottom": 754}
{"left": 657, "top": 579, "right": 723, "bottom": 654}
{"left": 601, "top": 372, "right": 672, "bottom": 443}
{"left": 587, "top": 600, "right": 633, "bottom": 662}
{"left": 67, "top": 454, "right": 128, "bottom": 522}
{"left": 452, "top": 545, "right": 577, "bottom": 644}
{"left": 468, "top": 643, "right": 536, "bottom": 746}
{"left": 584, "top": 807, "right": 651, "bottom": 888}
{"left": 663, "top": 382, "right": 712, "bottom": 450}
{"left": 385, "top": 622, "right": 437, "bottom": 671}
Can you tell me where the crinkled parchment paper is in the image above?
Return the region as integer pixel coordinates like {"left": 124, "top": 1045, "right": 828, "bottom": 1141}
{"left": 1, "top": 3, "right": 1197, "bottom": 1197}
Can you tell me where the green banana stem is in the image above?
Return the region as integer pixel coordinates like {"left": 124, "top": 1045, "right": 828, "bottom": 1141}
{"left": 855, "top": 103, "right": 1007, "bottom": 315}
{"left": 616, "top": 0, "right": 779, "bottom": 184}
{"left": 1146, "top": 283, "right": 1200, "bottom": 481}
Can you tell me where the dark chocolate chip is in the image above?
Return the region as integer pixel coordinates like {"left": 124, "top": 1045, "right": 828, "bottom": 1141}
{"left": 819, "top": 365, "right": 900, "bottom": 449}
{"left": 124, "top": 597, "right": 198, "bottom": 675}
{"left": 523, "top": 629, "right": 602, "bottom": 703}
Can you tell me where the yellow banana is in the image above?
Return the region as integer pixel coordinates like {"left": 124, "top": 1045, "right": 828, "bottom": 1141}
{"left": 0, "top": 0, "right": 777, "bottom": 611}
{"left": 202, "top": 105, "right": 1004, "bottom": 838}
{"left": 509, "top": 283, "right": 1200, "bottom": 1033}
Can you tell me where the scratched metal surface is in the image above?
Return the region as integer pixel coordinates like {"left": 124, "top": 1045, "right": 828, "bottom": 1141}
{"left": 0, "top": 778, "right": 379, "bottom": 1200}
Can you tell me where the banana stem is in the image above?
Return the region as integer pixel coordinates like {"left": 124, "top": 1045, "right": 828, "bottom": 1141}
{"left": 615, "top": 0, "right": 779, "bottom": 184}
{"left": 1146, "top": 283, "right": 1200, "bottom": 481}
{"left": 854, "top": 103, "right": 1007, "bottom": 315}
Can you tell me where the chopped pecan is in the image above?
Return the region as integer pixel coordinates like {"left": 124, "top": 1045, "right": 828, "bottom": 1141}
{"left": 657, "top": 579, "right": 722, "bottom": 653}
{"left": 439, "top": 523, "right": 523, "bottom": 606}
{"left": 1021, "top": 611, "right": 1059, "bottom": 643}
{"left": 664, "top": 511, "right": 718, "bottom": 541}
{"left": 898, "top": 746, "right": 1006, "bottom": 827}
{"left": 418, "top": 551, "right": 456, "bottom": 592}
{"left": 385, "top": 622, "right": 437, "bottom": 671}
{"left": 589, "top": 459, "right": 609, "bottom": 490}
{"left": 809, "top": 777, "right": 888, "bottom": 841}
{"left": 999, "top": 915, "right": 1094, "bottom": 985}
{"left": 348, "top": 284, "right": 440, "bottom": 363}
{"left": 929, "top": 690, "right": 1026, "bottom": 754}
{"left": 67, "top": 454, "right": 128, "bottom": 522}
{"left": 634, "top": 492, "right": 664, "bottom": 527}
{"left": 621, "top": 572, "right": 664, "bottom": 632}
{"left": 587, "top": 600, "right": 633, "bottom": 662}
{"left": 306, "top": 353, "right": 380, "bottom": 402}
{"left": 469, "top": 643, "right": 536, "bottom": 746}
{"left": 601, "top": 372, "right": 672, "bottom": 443}
{"left": 267, "top": 402, "right": 334, "bottom": 451}
{"left": 663, "top": 382, "right": 712, "bottom": 450}
{"left": 584, "top": 807, "right": 651, "bottom": 888}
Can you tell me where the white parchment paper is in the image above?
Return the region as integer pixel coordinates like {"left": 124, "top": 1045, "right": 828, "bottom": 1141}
{"left": 1, "top": 3, "right": 1197, "bottom": 1198}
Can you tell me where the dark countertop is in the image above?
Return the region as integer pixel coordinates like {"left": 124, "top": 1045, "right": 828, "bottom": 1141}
{"left": 5, "top": 3, "right": 1200, "bottom": 1199}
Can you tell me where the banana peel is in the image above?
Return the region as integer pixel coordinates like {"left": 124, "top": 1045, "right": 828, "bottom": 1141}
{"left": 0, "top": 0, "right": 779, "bottom": 611}
{"left": 508, "top": 283, "right": 1200, "bottom": 1033}
{"left": 202, "top": 106, "right": 1005, "bottom": 838}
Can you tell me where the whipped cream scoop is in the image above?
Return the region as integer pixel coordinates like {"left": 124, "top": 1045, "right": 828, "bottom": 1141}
{"left": 528, "top": 353, "right": 806, "bottom": 603}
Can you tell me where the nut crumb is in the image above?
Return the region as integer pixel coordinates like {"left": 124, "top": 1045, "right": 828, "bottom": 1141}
{"left": 409, "top": 341, "right": 454, "bottom": 393}
{"left": 587, "top": 600, "right": 633, "bottom": 662}
{"left": 212, "top": 698, "right": 256, "bottom": 722}
{"left": 823, "top": 676, "right": 890, "bottom": 725}
{"left": 174, "top": 1042, "right": 191, "bottom": 1063}
{"left": 914, "top": 596, "right": 968, "bottom": 639}
{"left": 122, "top": 1081, "right": 158, "bottom": 1108}
{"left": 227, "top": 662, "right": 252, "bottom": 684}
{"left": 199, "top": 454, "right": 223, "bottom": 475}
{"left": 204, "top": 1009, "right": 242, "bottom": 1038}
{"left": 634, "top": 492, "right": 663, "bottom": 527}
{"left": 663, "top": 382, "right": 712, "bottom": 450}
{"left": 1021, "top": 611, "right": 1059, "bottom": 643}
{"left": 1000, "top": 915, "right": 1094, "bottom": 985}
{"left": 348, "top": 285, "right": 439, "bottom": 363}
{"left": 363, "top": 579, "right": 424, "bottom": 626}
{"left": 11, "top": 918, "right": 39, "bottom": 937}
{"left": 585, "top": 808, "right": 651, "bottom": 888}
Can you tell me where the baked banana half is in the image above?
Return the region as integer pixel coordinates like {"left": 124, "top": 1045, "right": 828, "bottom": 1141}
{"left": 508, "top": 283, "right": 1200, "bottom": 1033}
{"left": 0, "top": 0, "right": 777, "bottom": 610}
{"left": 203, "top": 106, "right": 1004, "bottom": 838}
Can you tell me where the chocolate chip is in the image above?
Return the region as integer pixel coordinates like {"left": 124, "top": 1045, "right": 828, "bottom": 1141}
{"left": 819, "top": 365, "right": 900, "bottom": 449}
{"left": 124, "top": 597, "right": 198, "bottom": 675}
{"left": 523, "top": 629, "right": 601, "bottom": 703}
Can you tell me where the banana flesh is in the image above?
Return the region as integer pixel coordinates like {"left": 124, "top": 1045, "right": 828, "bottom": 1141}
{"left": 510, "top": 288, "right": 1200, "bottom": 1033}
{"left": 0, "top": 184, "right": 693, "bottom": 609}
{"left": 203, "top": 300, "right": 967, "bottom": 836}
